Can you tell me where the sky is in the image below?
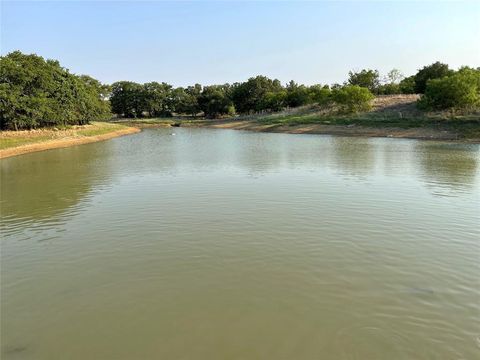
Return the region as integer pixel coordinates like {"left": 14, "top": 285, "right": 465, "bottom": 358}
{"left": 1, "top": 1, "right": 479, "bottom": 86}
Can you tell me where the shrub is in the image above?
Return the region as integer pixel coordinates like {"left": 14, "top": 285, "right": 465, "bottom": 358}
{"left": 332, "top": 85, "right": 374, "bottom": 113}
{"left": 285, "top": 81, "right": 310, "bottom": 107}
{"left": 263, "top": 91, "right": 287, "bottom": 112}
{"left": 347, "top": 69, "right": 380, "bottom": 93}
{"left": 414, "top": 62, "right": 453, "bottom": 94}
{"left": 418, "top": 69, "right": 480, "bottom": 111}
{"left": 308, "top": 85, "right": 332, "bottom": 106}
{"left": 399, "top": 76, "right": 416, "bottom": 94}
{"left": 377, "top": 83, "right": 401, "bottom": 95}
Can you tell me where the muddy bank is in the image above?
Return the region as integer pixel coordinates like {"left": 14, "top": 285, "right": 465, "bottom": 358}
{"left": 0, "top": 126, "right": 140, "bottom": 159}
{"left": 181, "top": 119, "right": 478, "bottom": 142}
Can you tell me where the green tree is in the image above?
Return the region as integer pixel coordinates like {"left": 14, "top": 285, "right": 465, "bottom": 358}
{"left": 110, "top": 81, "right": 145, "bottom": 118}
{"left": 377, "top": 83, "right": 401, "bottom": 95}
{"left": 347, "top": 69, "right": 380, "bottom": 93}
{"left": 174, "top": 84, "right": 202, "bottom": 117}
{"left": 308, "top": 84, "right": 332, "bottom": 106}
{"left": 399, "top": 76, "right": 416, "bottom": 94}
{"left": 263, "top": 90, "right": 287, "bottom": 112}
{"left": 76, "top": 75, "right": 111, "bottom": 124}
{"left": 231, "top": 76, "right": 283, "bottom": 113}
{"left": 198, "top": 85, "right": 234, "bottom": 118}
{"left": 418, "top": 68, "right": 480, "bottom": 111}
{"left": 0, "top": 51, "right": 110, "bottom": 130}
{"left": 285, "top": 81, "right": 310, "bottom": 107}
{"left": 142, "top": 82, "right": 173, "bottom": 117}
{"left": 414, "top": 61, "right": 453, "bottom": 94}
{"left": 332, "top": 85, "right": 374, "bottom": 113}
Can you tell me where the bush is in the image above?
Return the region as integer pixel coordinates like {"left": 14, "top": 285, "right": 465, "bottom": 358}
{"left": 399, "top": 76, "right": 416, "bottom": 94}
{"left": 308, "top": 85, "right": 332, "bottom": 106}
{"left": 418, "top": 69, "right": 480, "bottom": 111}
{"left": 377, "top": 83, "right": 401, "bottom": 95}
{"left": 414, "top": 62, "right": 453, "bottom": 94}
{"left": 285, "top": 81, "right": 310, "bottom": 107}
{"left": 263, "top": 91, "right": 287, "bottom": 112}
{"left": 347, "top": 69, "right": 380, "bottom": 93}
{"left": 332, "top": 85, "right": 374, "bottom": 113}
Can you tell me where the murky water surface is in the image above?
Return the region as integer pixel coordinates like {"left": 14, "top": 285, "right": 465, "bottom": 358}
{"left": 1, "top": 128, "right": 479, "bottom": 359}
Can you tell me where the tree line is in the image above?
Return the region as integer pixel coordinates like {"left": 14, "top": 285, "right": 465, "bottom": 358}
{"left": 0, "top": 51, "right": 111, "bottom": 130}
{"left": 1, "top": 51, "right": 479, "bottom": 130}
{"left": 108, "top": 63, "right": 480, "bottom": 119}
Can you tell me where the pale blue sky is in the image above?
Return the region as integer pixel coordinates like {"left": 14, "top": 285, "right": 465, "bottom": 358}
{"left": 1, "top": 1, "right": 479, "bottom": 86}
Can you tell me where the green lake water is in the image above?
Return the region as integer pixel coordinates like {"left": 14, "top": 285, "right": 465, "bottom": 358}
{"left": 1, "top": 128, "right": 479, "bottom": 359}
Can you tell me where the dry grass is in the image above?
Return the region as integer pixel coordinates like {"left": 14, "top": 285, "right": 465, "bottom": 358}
{"left": 0, "top": 122, "right": 140, "bottom": 158}
{"left": 371, "top": 94, "right": 421, "bottom": 115}
{"left": 182, "top": 95, "right": 480, "bottom": 141}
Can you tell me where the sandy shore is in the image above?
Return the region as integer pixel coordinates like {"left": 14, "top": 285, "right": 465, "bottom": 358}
{"left": 0, "top": 126, "right": 140, "bottom": 159}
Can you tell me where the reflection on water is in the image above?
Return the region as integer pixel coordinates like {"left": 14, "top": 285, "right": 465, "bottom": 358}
{"left": 415, "top": 142, "right": 479, "bottom": 196}
{"left": 2, "top": 130, "right": 478, "bottom": 225}
{"left": 330, "top": 137, "right": 376, "bottom": 178}
{"left": 1, "top": 128, "right": 479, "bottom": 359}
{"left": 1, "top": 142, "right": 113, "bottom": 221}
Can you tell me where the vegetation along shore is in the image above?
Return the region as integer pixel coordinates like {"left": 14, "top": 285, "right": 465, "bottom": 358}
{"left": 1, "top": 51, "right": 480, "bottom": 154}
{"left": 116, "top": 95, "right": 480, "bottom": 142}
{"left": 0, "top": 122, "right": 139, "bottom": 159}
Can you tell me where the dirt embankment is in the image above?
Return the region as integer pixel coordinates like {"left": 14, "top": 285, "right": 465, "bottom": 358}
{"left": 186, "top": 120, "right": 464, "bottom": 141}
{"left": 180, "top": 95, "right": 479, "bottom": 142}
{"left": 0, "top": 126, "right": 140, "bottom": 159}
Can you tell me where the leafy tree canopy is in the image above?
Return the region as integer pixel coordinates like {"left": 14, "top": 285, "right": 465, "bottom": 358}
{"left": 2, "top": 51, "right": 478, "bottom": 128}
{"left": 399, "top": 76, "right": 416, "bottom": 94}
{"left": 0, "top": 51, "right": 110, "bottom": 130}
{"left": 198, "top": 85, "right": 234, "bottom": 118}
{"left": 414, "top": 61, "right": 453, "bottom": 94}
{"left": 231, "top": 76, "right": 283, "bottom": 113}
{"left": 347, "top": 69, "right": 380, "bottom": 93}
{"left": 418, "top": 67, "right": 480, "bottom": 111}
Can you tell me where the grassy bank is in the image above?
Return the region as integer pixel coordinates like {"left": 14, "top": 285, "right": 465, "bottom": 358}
{"left": 0, "top": 122, "right": 140, "bottom": 158}
{"left": 255, "top": 112, "right": 480, "bottom": 140}
{"left": 245, "top": 95, "right": 478, "bottom": 139}
{"left": 163, "top": 95, "right": 479, "bottom": 141}
{"left": 112, "top": 118, "right": 177, "bottom": 128}
{"left": 109, "top": 96, "right": 480, "bottom": 141}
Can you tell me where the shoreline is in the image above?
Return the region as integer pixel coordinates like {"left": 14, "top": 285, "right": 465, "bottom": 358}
{"left": 169, "top": 119, "right": 479, "bottom": 143}
{"left": 0, "top": 125, "right": 140, "bottom": 159}
{"left": 2, "top": 116, "right": 477, "bottom": 160}
{"left": 113, "top": 94, "right": 480, "bottom": 143}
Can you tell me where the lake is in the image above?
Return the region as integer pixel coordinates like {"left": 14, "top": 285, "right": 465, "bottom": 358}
{"left": 1, "top": 128, "right": 479, "bottom": 359}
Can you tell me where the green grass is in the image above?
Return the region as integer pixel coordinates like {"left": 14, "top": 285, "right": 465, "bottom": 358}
{"left": 0, "top": 136, "right": 53, "bottom": 150}
{"left": 76, "top": 122, "right": 130, "bottom": 136}
{"left": 112, "top": 118, "right": 177, "bottom": 127}
{"left": 0, "top": 122, "right": 133, "bottom": 151}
